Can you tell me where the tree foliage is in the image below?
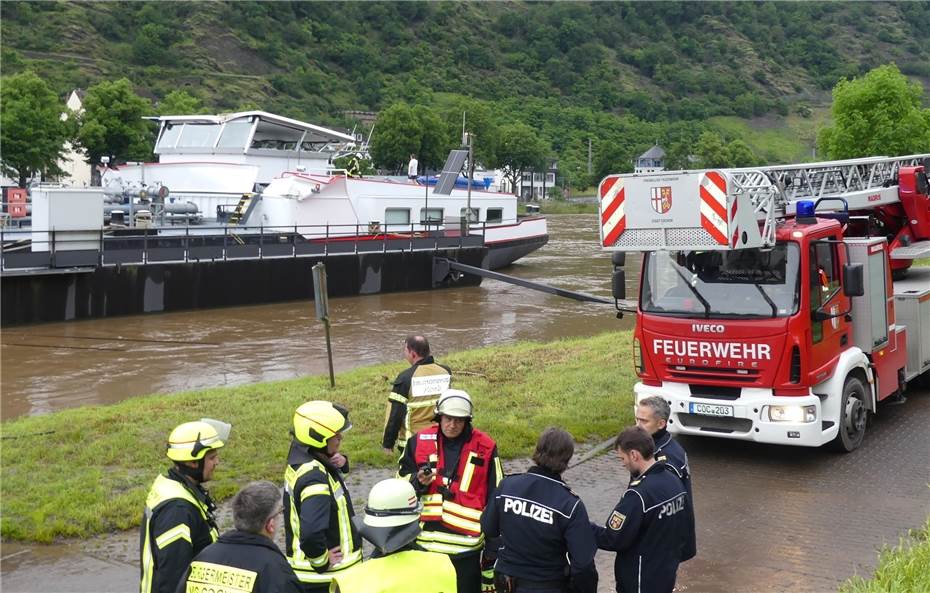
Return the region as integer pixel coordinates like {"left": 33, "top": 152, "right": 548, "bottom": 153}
{"left": 75, "top": 78, "right": 154, "bottom": 168}
{"left": 818, "top": 64, "right": 930, "bottom": 159}
{"left": 0, "top": 71, "right": 70, "bottom": 187}
{"left": 156, "top": 90, "right": 203, "bottom": 115}
{"left": 492, "top": 123, "right": 550, "bottom": 197}
{"left": 370, "top": 103, "right": 451, "bottom": 173}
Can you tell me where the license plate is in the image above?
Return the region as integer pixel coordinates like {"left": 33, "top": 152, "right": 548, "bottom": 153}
{"left": 689, "top": 402, "right": 734, "bottom": 417}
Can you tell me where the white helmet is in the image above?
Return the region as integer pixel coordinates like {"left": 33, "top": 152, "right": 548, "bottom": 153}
{"left": 363, "top": 479, "right": 422, "bottom": 528}
{"left": 435, "top": 389, "right": 473, "bottom": 419}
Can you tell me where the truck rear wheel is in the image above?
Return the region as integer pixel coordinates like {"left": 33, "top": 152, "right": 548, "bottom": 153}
{"left": 829, "top": 375, "right": 868, "bottom": 452}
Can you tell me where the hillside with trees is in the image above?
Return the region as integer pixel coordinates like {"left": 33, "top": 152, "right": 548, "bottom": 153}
{"left": 2, "top": 1, "right": 929, "bottom": 188}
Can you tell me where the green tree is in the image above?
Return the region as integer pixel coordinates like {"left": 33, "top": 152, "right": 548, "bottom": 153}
{"left": 694, "top": 131, "right": 730, "bottom": 168}
{"left": 0, "top": 71, "right": 70, "bottom": 187}
{"left": 818, "top": 64, "right": 930, "bottom": 159}
{"left": 75, "top": 78, "right": 154, "bottom": 180}
{"left": 726, "top": 139, "right": 759, "bottom": 167}
{"left": 156, "top": 90, "right": 203, "bottom": 115}
{"left": 492, "top": 123, "right": 549, "bottom": 197}
{"left": 370, "top": 103, "right": 450, "bottom": 173}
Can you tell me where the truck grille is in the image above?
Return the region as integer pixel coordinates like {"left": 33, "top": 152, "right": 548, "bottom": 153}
{"left": 669, "top": 365, "right": 761, "bottom": 383}
{"left": 677, "top": 414, "right": 753, "bottom": 433}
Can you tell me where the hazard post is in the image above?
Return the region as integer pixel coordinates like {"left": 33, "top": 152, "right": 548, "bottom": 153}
{"left": 312, "top": 262, "right": 335, "bottom": 387}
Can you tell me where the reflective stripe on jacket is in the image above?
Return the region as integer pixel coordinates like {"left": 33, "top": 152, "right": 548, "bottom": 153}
{"left": 284, "top": 449, "right": 361, "bottom": 585}
{"left": 140, "top": 473, "right": 218, "bottom": 593}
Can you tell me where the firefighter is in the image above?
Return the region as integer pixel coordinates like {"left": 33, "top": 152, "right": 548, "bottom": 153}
{"left": 592, "top": 427, "right": 691, "bottom": 593}
{"left": 481, "top": 427, "right": 598, "bottom": 593}
{"left": 382, "top": 335, "right": 452, "bottom": 454}
{"left": 329, "top": 478, "right": 457, "bottom": 593}
{"left": 635, "top": 396, "right": 696, "bottom": 560}
{"left": 284, "top": 401, "right": 362, "bottom": 592}
{"left": 176, "top": 481, "right": 302, "bottom": 593}
{"left": 140, "top": 419, "right": 228, "bottom": 593}
{"left": 398, "top": 389, "right": 503, "bottom": 593}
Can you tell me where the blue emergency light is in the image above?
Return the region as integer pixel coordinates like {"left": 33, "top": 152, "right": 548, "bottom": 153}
{"left": 796, "top": 200, "right": 817, "bottom": 224}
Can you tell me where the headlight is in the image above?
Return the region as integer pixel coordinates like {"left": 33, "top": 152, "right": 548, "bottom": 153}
{"left": 767, "top": 404, "right": 816, "bottom": 423}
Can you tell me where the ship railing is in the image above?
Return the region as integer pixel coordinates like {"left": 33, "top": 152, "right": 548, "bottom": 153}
{"left": 0, "top": 221, "right": 493, "bottom": 272}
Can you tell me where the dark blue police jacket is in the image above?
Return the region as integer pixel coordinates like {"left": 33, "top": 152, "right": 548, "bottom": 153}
{"left": 481, "top": 466, "right": 598, "bottom": 593}
{"left": 593, "top": 462, "right": 690, "bottom": 593}
{"left": 653, "top": 429, "right": 696, "bottom": 561}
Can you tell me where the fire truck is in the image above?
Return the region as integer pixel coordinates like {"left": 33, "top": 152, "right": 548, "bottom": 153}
{"left": 598, "top": 154, "right": 930, "bottom": 452}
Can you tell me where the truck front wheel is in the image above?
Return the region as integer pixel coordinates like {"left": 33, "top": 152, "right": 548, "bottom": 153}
{"left": 829, "top": 375, "right": 868, "bottom": 452}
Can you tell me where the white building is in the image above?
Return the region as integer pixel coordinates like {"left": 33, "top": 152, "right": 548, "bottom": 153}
{"left": 634, "top": 144, "right": 666, "bottom": 174}
{"left": 55, "top": 89, "right": 92, "bottom": 186}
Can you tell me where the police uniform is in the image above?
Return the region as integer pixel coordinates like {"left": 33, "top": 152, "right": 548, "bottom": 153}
{"left": 140, "top": 468, "right": 219, "bottom": 593}
{"left": 382, "top": 355, "right": 452, "bottom": 451}
{"left": 653, "top": 429, "right": 696, "bottom": 561}
{"left": 284, "top": 441, "right": 362, "bottom": 592}
{"left": 176, "top": 529, "right": 303, "bottom": 593}
{"left": 481, "top": 466, "right": 598, "bottom": 593}
{"left": 398, "top": 424, "right": 502, "bottom": 593}
{"left": 593, "top": 462, "right": 691, "bottom": 593}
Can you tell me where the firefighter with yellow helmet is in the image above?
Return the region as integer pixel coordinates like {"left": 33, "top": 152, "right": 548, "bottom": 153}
{"left": 329, "top": 478, "right": 457, "bottom": 593}
{"left": 140, "top": 419, "right": 229, "bottom": 593}
{"left": 284, "top": 401, "right": 362, "bottom": 592}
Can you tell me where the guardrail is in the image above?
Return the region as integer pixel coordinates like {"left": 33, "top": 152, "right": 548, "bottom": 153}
{"left": 1, "top": 221, "right": 493, "bottom": 272}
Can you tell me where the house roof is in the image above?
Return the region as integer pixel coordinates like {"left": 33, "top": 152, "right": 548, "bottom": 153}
{"left": 143, "top": 111, "right": 355, "bottom": 143}
{"left": 637, "top": 145, "right": 665, "bottom": 160}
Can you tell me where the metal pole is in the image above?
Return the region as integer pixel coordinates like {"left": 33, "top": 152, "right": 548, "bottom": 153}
{"left": 323, "top": 317, "right": 335, "bottom": 388}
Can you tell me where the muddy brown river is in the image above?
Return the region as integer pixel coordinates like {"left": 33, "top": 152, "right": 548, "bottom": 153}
{"left": 2, "top": 215, "right": 636, "bottom": 418}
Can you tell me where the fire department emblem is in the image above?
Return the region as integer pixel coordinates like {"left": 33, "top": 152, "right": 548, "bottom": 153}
{"left": 608, "top": 510, "right": 626, "bottom": 530}
{"left": 651, "top": 186, "right": 672, "bottom": 214}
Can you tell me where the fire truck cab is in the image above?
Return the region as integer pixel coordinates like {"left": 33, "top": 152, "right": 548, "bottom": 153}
{"left": 600, "top": 155, "right": 930, "bottom": 451}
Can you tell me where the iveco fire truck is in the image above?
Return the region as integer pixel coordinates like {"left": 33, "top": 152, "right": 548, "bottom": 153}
{"left": 598, "top": 154, "right": 930, "bottom": 452}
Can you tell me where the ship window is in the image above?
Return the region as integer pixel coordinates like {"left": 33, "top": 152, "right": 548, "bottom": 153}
{"left": 157, "top": 124, "right": 182, "bottom": 149}
{"left": 217, "top": 120, "right": 253, "bottom": 149}
{"left": 420, "top": 208, "right": 443, "bottom": 224}
{"left": 486, "top": 208, "right": 503, "bottom": 223}
{"left": 460, "top": 207, "right": 479, "bottom": 222}
{"left": 385, "top": 208, "right": 410, "bottom": 229}
{"left": 176, "top": 124, "right": 221, "bottom": 148}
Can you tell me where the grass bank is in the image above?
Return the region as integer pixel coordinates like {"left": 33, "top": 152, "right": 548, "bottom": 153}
{"left": 1, "top": 331, "right": 636, "bottom": 542}
{"left": 519, "top": 200, "right": 598, "bottom": 215}
{"left": 839, "top": 514, "right": 930, "bottom": 593}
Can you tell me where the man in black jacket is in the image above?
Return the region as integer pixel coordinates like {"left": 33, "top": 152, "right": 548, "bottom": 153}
{"left": 382, "top": 335, "right": 452, "bottom": 454}
{"left": 482, "top": 427, "right": 598, "bottom": 593}
{"left": 635, "top": 396, "right": 696, "bottom": 561}
{"left": 593, "top": 427, "right": 691, "bottom": 593}
{"left": 176, "top": 481, "right": 302, "bottom": 593}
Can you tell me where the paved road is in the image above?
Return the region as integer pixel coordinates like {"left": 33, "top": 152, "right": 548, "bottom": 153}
{"left": 2, "top": 389, "right": 928, "bottom": 592}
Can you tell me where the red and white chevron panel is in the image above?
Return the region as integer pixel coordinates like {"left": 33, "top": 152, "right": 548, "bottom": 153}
{"left": 699, "top": 171, "right": 729, "bottom": 245}
{"left": 599, "top": 175, "right": 626, "bottom": 247}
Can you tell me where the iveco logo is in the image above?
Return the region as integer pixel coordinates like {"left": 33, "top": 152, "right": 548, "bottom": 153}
{"left": 692, "top": 324, "right": 725, "bottom": 333}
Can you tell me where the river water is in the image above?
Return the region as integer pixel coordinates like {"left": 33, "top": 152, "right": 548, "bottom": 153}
{"left": 2, "top": 215, "right": 640, "bottom": 419}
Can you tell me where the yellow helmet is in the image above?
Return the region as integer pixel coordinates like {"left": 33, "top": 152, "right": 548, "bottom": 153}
{"left": 166, "top": 420, "right": 225, "bottom": 462}
{"left": 293, "top": 401, "right": 351, "bottom": 448}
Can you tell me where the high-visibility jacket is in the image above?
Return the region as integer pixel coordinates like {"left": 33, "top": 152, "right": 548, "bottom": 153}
{"left": 177, "top": 530, "right": 303, "bottom": 593}
{"left": 382, "top": 356, "right": 452, "bottom": 450}
{"left": 284, "top": 443, "right": 362, "bottom": 587}
{"left": 409, "top": 425, "right": 500, "bottom": 555}
{"left": 140, "top": 470, "right": 219, "bottom": 593}
{"left": 328, "top": 549, "right": 456, "bottom": 593}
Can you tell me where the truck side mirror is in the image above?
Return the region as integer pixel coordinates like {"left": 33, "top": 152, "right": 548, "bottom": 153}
{"left": 612, "top": 269, "right": 626, "bottom": 300}
{"left": 612, "top": 252, "right": 626, "bottom": 268}
{"left": 843, "top": 263, "right": 864, "bottom": 297}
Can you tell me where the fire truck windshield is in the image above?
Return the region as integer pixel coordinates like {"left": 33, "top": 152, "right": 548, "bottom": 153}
{"left": 641, "top": 244, "right": 800, "bottom": 318}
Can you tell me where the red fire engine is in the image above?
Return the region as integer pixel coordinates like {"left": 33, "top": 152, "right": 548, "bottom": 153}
{"left": 599, "top": 155, "right": 930, "bottom": 451}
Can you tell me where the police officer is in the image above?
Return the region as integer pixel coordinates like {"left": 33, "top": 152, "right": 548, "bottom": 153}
{"left": 635, "top": 396, "right": 696, "bottom": 560}
{"left": 140, "top": 419, "right": 229, "bottom": 593}
{"left": 382, "top": 335, "right": 452, "bottom": 454}
{"left": 398, "top": 389, "right": 503, "bottom": 593}
{"left": 592, "top": 426, "right": 691, "bottom": 593}
{"left": 329, "top": 478, "right": 457, "bottom": 593}
{"left": 176, "top": 481, "right": 302, "bottom": 593}
{"left": 481, "top": 427, "right": 598, "bottom": 593}
{"left": 284, "top": 401, "right": 363, "bottom": 591}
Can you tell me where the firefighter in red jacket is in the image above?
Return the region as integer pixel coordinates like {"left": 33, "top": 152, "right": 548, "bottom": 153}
{"left": 398, "top": 389, "right": 503, "bottom": 593}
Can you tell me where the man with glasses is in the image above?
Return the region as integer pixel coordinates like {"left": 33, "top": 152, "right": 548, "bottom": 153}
{"left": 176, "top": 481, "right": 302, "bottom": 593}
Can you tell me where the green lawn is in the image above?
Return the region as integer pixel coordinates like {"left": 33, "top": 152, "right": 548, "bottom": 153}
{"left": 1, "top": 331, "right": 637, "bottom": 542}
{"left": 839, "top": 515, "right": 930, "bottom": 593}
